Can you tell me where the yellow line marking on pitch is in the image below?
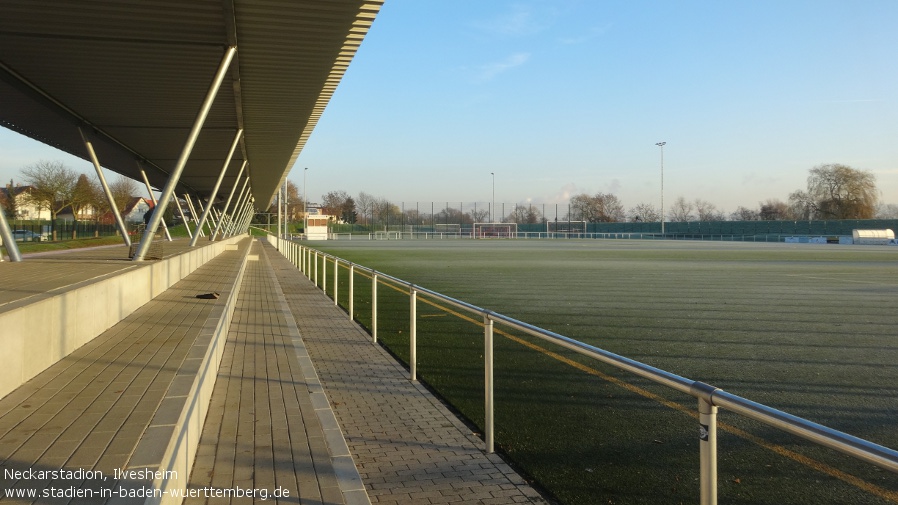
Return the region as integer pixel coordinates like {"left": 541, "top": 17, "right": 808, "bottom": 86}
{"left": 339, "top": 263, "right": 898, "bottom": 503}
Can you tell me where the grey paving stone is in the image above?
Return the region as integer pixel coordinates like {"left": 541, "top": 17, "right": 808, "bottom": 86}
{"left": 262, "top": 241, "right": 549, "bottom": 505}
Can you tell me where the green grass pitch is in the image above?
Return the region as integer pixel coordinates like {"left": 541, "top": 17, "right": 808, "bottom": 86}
{"left": 307, "top": 239, "right": 898, "bottom": 505}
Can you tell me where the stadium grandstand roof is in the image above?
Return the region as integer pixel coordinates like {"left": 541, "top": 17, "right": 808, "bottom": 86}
{"left": 0, "top": 0, "right": 383, "bottom": 208}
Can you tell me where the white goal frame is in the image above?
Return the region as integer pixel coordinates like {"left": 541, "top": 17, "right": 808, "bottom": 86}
{"left": 547, "top": 220, "right": 587, "bottom": 234}
{"left": 473, "top": 222, "right": 517, "bottom": 238}
{"left": 434, "top": 223, "right": 462, "bottom": 235}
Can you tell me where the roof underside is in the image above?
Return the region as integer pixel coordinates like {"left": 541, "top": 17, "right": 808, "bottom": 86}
{"left": 0, "top": 0, "right": 382, "bottom": 208}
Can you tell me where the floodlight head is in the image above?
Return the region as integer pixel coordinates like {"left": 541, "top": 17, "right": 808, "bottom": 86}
{"left": 656, "top": 142, "right": 666, "bottom": 147}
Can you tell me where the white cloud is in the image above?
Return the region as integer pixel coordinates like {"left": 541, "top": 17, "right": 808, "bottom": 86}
{"left": 473, "top": 4, "right": 550, "bottom": 37}
{"left": 477, "top": 52, "right": 531, "bottom": 81}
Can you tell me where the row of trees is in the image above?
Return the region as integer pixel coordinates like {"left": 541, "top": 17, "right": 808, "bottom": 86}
{"left": 2, "top": 160, "right": 140, "bottom": 222}
{"left": 8, "top": 161, "right": 894, "bottom": 230}
{"left": 301, "top": 164, "right": 895, "bottom": 226}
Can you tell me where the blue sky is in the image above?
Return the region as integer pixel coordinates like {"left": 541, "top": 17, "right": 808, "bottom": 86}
{"left": 3, "top": 0, "right": 897, "bottom": 214}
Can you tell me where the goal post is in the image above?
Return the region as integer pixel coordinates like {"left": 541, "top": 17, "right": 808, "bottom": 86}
{"left": 547, "top": 220, "right": 587, "bottom": 234}
{"left": 473, "top": 222, "right": 517, "bottom": 238}
{"left": 434, "top": 223, "right": 462, "bottom": 235}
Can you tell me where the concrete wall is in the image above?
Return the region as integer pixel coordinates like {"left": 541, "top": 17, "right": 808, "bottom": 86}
{"left": 0, "top": 235, "right": 245, "bottom": 400}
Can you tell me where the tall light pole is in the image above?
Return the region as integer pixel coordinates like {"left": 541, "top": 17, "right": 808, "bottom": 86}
{"left": 655, "top": 142, "right": 666, "bottom": 236}
{"left": 303, "top": 167, "right": 308, "bottom": 235}
{"left": 491, "top": 172, "right": 495, "bottom": 222}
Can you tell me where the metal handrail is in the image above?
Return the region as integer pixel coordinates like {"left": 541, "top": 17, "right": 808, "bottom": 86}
{"left": 272, "top": 236, "right": 898, "bottom": 504}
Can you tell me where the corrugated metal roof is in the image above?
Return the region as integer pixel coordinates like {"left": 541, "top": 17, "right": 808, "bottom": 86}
{"left": 0, "top": 0, "right": 383, "bottom": 208}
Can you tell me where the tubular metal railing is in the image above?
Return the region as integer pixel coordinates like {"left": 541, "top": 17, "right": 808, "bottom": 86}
{"left": 272, "top": 235, "right": 898, "bottom": 505}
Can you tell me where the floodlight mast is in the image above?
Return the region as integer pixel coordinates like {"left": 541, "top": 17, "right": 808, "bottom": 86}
{"left": 491, "top": 172, "right": 495, "bottom": 223}
{"left": 656, "top": 142, "right": 666, "bottom": 236}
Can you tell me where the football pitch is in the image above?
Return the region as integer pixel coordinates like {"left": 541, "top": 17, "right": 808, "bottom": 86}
{"left": 307, "top": 239, "right": 898, "bottom": 505}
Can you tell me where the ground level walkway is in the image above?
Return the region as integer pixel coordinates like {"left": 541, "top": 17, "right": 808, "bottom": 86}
{"left": 261, "top": 240, "right": 548, "bottom": 505}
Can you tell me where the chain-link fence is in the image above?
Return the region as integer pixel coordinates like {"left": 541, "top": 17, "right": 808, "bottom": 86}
{"left": 324, "top": 201, "right": 898, "bottom": 241}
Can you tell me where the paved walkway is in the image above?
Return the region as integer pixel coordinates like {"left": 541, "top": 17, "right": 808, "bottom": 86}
{"left": 262, "top": 241, "right": 548, "bottom": 505}
{"left": 187, "top": 240, "right": 364, "bottom": 505}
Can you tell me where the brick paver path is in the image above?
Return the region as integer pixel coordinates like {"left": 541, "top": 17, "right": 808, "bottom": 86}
{"left": 187, "top": 241, "right": 365, "bottom": 505}
{"left": 263, "top": 241, "right": 548, "bottom": 505}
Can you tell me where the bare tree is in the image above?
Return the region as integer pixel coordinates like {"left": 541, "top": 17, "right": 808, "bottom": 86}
{"left": 70, "top": 174, "right": 96, "bottom": 222}
{"left": 22, "top": 160, "right": 79, "bottom": 239}
{"left": 668, "top": 196, "right": 694, "bottom": 222}
{"left": 469, "top": 207, "right": 490, "bottom": 223}
{"left": 321, "top": 190, "right": 355, "bottom": 223}
{"left": 730, "top": 206, "right": 760, "bottom": 221}
{"left": 22, "top": 160, "right": 78, "bottom": 219}
{"left": 694, "top": 199, "right": 725, "bottom": 221}
{"left": 788, "top": 190, "right": 814, "bottom": 220}
{"left": 797, "top": 164, "right": 878, "bottom": 219}
{"left": 356, "top": 192, "right": 375, "bottom": 225}
{"left": 759, "top": 199, "right": 791, "bottom": 221}
{"left": 403, "top": 208, "right": 423, "bottom": 226}
{"left": 372, "top": 197, "right": 400, "bottom": 229}
{"left": 875, "top": 203, "right": 898, "bottom": 219}
{"left": 568, "top": 192, "right": 625, "bottom": 222}
{"left": 1, "top": 180, "right": 17, "bottom": 218}
{"left": 109, "top": 175, "right": 138, "bottom": 213}
{"left": 628, "top": 203, "right": 661, "bottom": 222}
{"left": 285, "top": 180, "right": 303, "bottom": 221}
{"left": 435, "top": 206, "right": 471, "bottom": 225}
{"left": 507, "top": 204, "right": 543, "bottom": 224}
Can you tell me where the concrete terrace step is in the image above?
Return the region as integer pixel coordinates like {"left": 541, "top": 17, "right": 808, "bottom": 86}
{"left": 0, "top": 237, "right": 251, "bottom": 504}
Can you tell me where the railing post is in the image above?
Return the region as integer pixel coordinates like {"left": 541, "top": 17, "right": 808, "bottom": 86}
{"left": 692, "top": 382, "right": 719, "bottom": 505}
{"left": 348, "top": 264, "right": 355, "bottom": 319}
{"left": 410, "top": 286, "right": 417, "bottom": 381}
{"left": 314, "top": 251, "right": 318, "bottom": 287}
{"left": 322, "top": 254, "right": 327, "bottom": 295}
{"left": 484, "top": 313, "right": 494, "bottom": 454}
{"left": 371, "top": 272, "right": 378, "bottom": 343}
{"left": 334, "top": 256, "right": 339, "bottom": 306}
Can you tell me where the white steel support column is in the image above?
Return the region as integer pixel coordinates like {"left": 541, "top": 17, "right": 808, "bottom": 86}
{"left": 190, "top": 129, "right": 242, "bottom": 246}
{"left": 235, "top": 197, "right": 253, "bottom": 235}
{"left": 138, "top": 166, "right": 171, "bottom": 241}
{"left": 172, "top": 195, "right": 192, "bottom": 238}
{"left": 221, "top": 175, "right": 249, "bottom": 237}
{"left": 209, "top": 207, "right": 223, "bottom": 235}
{"left": 239, "top": 198, "right": 255, "bottom": 234}
{"left": 277, "top": 184, "right": 282, "bottom": 240}
{"left": 80, "top": 128, "right": 130, "bottom": 247}
{"left": 209, "top": 160, "right": 249, "bottom": 240}
{"left": 184, "top": 194, "right": 204, "bottom": 237}
{"left": 134, "top": 46, "right": 236, "bottom": 261}
{"left": 0, "top": 204, "right": 23, "bottom": 262}
{"left": 281, "top": 182, "right": 287, "bottom": 239}
{"left": 196, "top": 199, "right": 211, "bottom": 236}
